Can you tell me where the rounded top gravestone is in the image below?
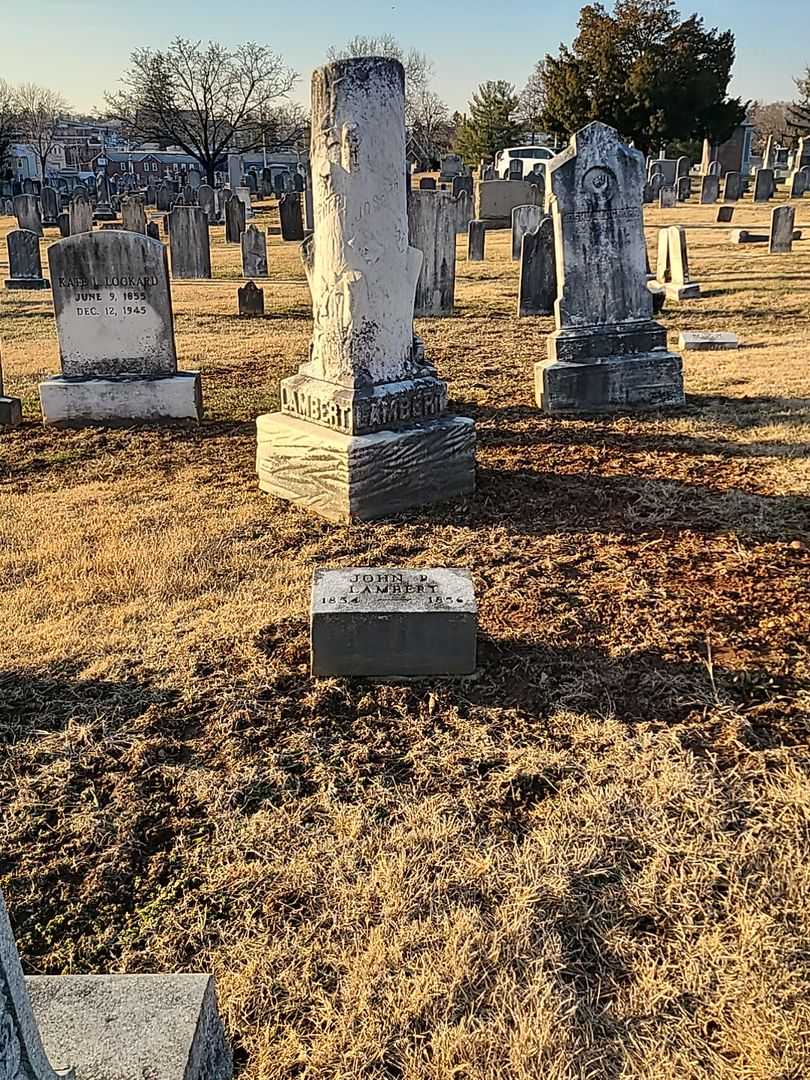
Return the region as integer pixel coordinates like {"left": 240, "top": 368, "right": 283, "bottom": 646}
{"left": 48, "top": 231, "right": 177, "bottom": 378}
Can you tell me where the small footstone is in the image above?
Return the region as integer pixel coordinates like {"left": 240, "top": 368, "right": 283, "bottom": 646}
{"left": 678, "top": 331, "right": 738, "bottom": 351}
{"left": 310, "top": 567, "right": 477, "bottom": 677}
{"left": 238, "top": 280, "right": 264, "bottom": 316}
{"left": 716, "top": 205, "right": 734, "bottom": 223}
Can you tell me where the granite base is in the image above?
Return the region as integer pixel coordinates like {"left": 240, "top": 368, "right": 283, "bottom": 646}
{"left": 39, "top": 372, "right": 202, "bottom": 426}
{"left": 0, "top": 396, "right": 22, "bottom": 427}
{"left": 535, "top": 352, "right": 685, "bottom": 415}
{"left": 4, "top": 277, "right": 50, "bottom": 290}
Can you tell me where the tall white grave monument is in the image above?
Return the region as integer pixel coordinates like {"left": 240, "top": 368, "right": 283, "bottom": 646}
{"left": 255, "top": 57, "right": 475, "bottom": 521}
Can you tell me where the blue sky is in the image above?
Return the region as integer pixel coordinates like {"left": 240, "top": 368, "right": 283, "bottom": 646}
{"left": 4, "top": 0, "right": 808, "bottom": 113}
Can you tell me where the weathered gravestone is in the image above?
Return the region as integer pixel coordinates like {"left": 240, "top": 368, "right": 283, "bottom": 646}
{"left": 227, "top": 152, "right": 242, "bottom": 191}
{"left": 188, "top": 169, "right": 201, "bottom": 192}
{"left": 679, "top": 330, "right": 738, "bottom": 351}
{"left": 408, "top": 189, "right": 457, "bottom": 316}
{"left": 121, "top": 195, "right": 146, "bottom": 234}
{"left": 169, "top": 205, "right": 211, "bottom": 278}
{"left": 723, "top": 171, "right": 741, "bottom": 202}
{"left": 40, "top": 185, "right": 60, "bottom": 226}
{"left": 648, "top": 172, "right": 664, "bottom": 200}
{"left": 0, "top": 888, "right": 232, "bottom": 1080}
{"left": 452, "top": 175, "right": 473, "bottom": 199}
{"left": 419, "top": 177, "right": 437, "bottom": 190}
{"left": 146, "top": 220, "right": 161, "bottom": 241}
{"left": 467, "top": 219, "right": 486, "bottom": 261}
{"left": 157, "top": 183, "right": 174, "bottom": 212}
{"left": 534, "top": 122, "right": 684, "bottom": 414}
{"left": 716, "top": 205, "right": 734, "bottom": 223}
{"left": 518, "top": 214, "right": 556, "bottom": 317}
{"left": 256, "top": 57, "right": 475, "bottom": 521}
{"left": 238, "top": 280, "right": 264, "bottom": 316}
{"left": 675, "top": 156, "right": 691, "bottom": 179}
{"left": 474, "top": 179, "right": 542, "bottom": 227}
{"left": 198, "top": 183, "right": 215, "bottom": 221}
{"left": 5, "top": 230, "right": 49, "bottom": 289}
{"left": 700, "top": 174, "right": 719, "bottom": 204}
{"left": 788, "top": 170, "right": 805, "bottom": 198}
{"left": 241, "top": 224, "right": 268, "bottom": 277}
{"left": 508, "top": 158, "right": 524, "bottom": 180}
{"left": 659, "top": 184, "right": 676, "bottom": 209}
{"left": 40, "top": 231, "right": 202, "bottom": 424}
{"left": 453, "top": 190, "right": 473, "bottom": 235}
{"left": 708, "top": 160, "right": 722, "bottom": 176}
{"left": 57, "top": 211, "right": 70, "bottom": 237}
{"left": 279, "top": 192, "right": 304, "bottom": 241}
{"left": 676, "top": 175, "right": 692, "bottom": 202}
{"left": 754, "top": 168, "right": 774, "bottom": 202}
{"left": 13, "top": 194, "right": 43, "bottom": 236}
{"left": 769, "top": 205, "right": 796, "bottom": 253}
{"left": 69, "top": 190, "right": 93, "bottom": 235}
{"left": 22, "top": 178, "right": 35, "bottom": 195}
{"left": 656, "top": 225, "right": 700, "bottom": 300}
{"left": 0, "top": 349, "right": 22, "bottom": 426}
{"left": 93, "top": 174, "right": 116, "bottom": 220}
{"left": 511, "top": 203, "right": 544, "bottom": 261}
{"left": 225, "top": 194, "right": 245, "bottom": 243}
{"left": 310, "top": 567, "right": 477, "bottom": 677}
{"left": 181, "top": 182, "right": 196, "bottom": 206}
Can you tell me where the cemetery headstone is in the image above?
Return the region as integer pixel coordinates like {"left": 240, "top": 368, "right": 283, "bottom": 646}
{"left": 722, "top": 171, "right": 741, "bottom": 202}
{"left": 474, "top": 179, "right": 542, "bottom": 227}
{"left": 511, "top": 203, "right": 544, "bottom": 261}
{"left": 227, "top": 152, "right": 242, "bottom": 192}
{"left": 13, "top": 194, "right": 43, "bottom": 236}
{"left": 678, "top": 331, "right": 738, "bottom": 351}
{"left": 236, "top": 185, "right": 253, "bottom": 220}
{"left": 40, "top": 185, "right": 60, "bottom": 226}
{"left": 419, "top": 177, "right": 437, "bottom": 190}
{"left": 648, "top": 172, "right": 664, "bottom": 199}
{"left": 452, "top": 175, "right": 473, "bottom": 199}
{"left": 788, "top": 170, "right": 805, "bottom": 198}
{"left": 121, "top": 196, "right": 146, "bottom": 234}
{"left": 93, "top": 174, "right": 116, "bottom": 220}
{"left": 69, "top": 190, "right": 93, "bottom": 235}
{"left": 279, "top": 192, "right": 304, "bottom": 241}
{"left": 256, "top": 57, "right": 475, "bottom": 521}
{"left": 535, "top": 121, "right": 684, "bottom": 414}
{"left": 188, "top": 169, "right": 201, "bottom": 192}
{"left": 0, "top": 349, "right": 22, "bottom": 427}
{"left": 676, "top": 176, "right": 692, "bottom": 201}
{"left": 157, "top": 183, "right": 174, "bottom": 212}
{"left": 198, "top": 184, "right": 215, "bottom": 221}
{"left": 293, "top": 172, "right": 305, "bottom": 193}
{"left": 0, "top": 888, "right": 232, "bottom": 1080}
{"left": 408, "top": 189, "right": 457, "bottom": 316}
{"left": 468, "top": 219, "right": 486, "bottom": 261}
{"left": 659, "top": 184, "right": 676, "bottom": 208}
{"left": 310, "top": 567, "right": 477, "bottom": 676}
{"left": 675, "top": 156, "right": 691, "bottom": 179}
{"left": 225, "top": 195, "right": 246, "bottom": 243}
{"left": 238, "top": 280, "right": 264, "bottom": 317}
{"left": 762, "top": 135, "right": 776, "bottom": 170}
{"left": 716, "top": 205, "right": 734, "bottom": 223}
{"left": 146, "top": 220, "right": 161, "bottom": 241}
{"left": 700, "top": 175, "right": 719, "bottom": 204}
{"left": 5, "top": 229, "right": 49, "bottom": 289}
{"left": 241, "top": 224, "right": 268, "bottom": 277}
{"left": 769, "top": 205, "right": 796, "bottom": 253}
{"left": 22, "top": 178, "right": 35, "bottom": 195}
{"left": 753, "top": 168, "right": 774, "bottom": 202}
{"left": 656, "top": 224, "right": 700, "bottom": 300}
{"left": 169, "top": 206, "right": 212, "bottom": 278}
{"left": 508, "top": 158, "right": 524, "bottom": 180}
{"left": 57, "top": 211, "right": 71, "bottom": 237}
{"left": 272, "top": 172, "right": 286, "bottom": 196}
{"left": 453, "top": 190, "right": 473, "bottom": 235}
{"left": 39, "top": 231, "right": 202, "bottom": 424}
{"left": 518, "top": 215, "right": 556, "bottom": 317}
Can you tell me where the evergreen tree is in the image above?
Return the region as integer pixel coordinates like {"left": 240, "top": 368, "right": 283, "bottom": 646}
{"left": 786, "top": 68, "right": 810, "bottom": 139}
{"left": 455, "top": 81, "right": 524, "bottom": 163}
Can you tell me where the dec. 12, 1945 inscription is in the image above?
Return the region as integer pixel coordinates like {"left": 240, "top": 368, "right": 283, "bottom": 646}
{"left": 48, "top": 231, "right": 178, "bottom": 379}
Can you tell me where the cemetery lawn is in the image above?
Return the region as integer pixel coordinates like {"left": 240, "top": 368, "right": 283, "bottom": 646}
{"left": 1, "top": 199, "right": 809, "bottom": 1080}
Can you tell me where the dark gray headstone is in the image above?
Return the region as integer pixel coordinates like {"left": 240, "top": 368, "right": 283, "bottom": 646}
{"left": 238, "top": 280, "right": 265, "bottom": 317}
{"left": 408, "top": 190, "right": 456, "bottom": 316}
{"left": 122, "top": 196, "right": 146, "bottom": 234}
{"left": 722, "top": 171, "right": 741, "bottom": 202}
{"left": 452, "top": 175, "right": 473, "bottom": 199}
{"left": 279, "top": 193, "right": 304, "bottom": 241}
{"left": 225, "top": 195, "right": 245, "bottom": 243}
{"left": 518, "top": 215, "right": 556, "bottom": 317}
{"left": 676, "top": 176, "right": 692, "bottom": 202}
{"left": 419, "top": 177, "right": 437, "bottom": 190}
{"left": 13, "top": 194, "right": 43, "bottom": 236}
{"left": 754, "top": 168, "right": 774, "bottom": 202}
{"left": 5, "top": 229, "right": 49, "bottom": 289}
{"left": 146, "top": 221, "right": 161, "bottom": 241}
{"left": 69, "top": 190, "right": 93, "bottom": 235}
{"left": 468, "top": 219, "right": 486, "bottom": 261}
{"left": 41, "top": 185, "right": 60, "bottom": 225}
{"left": 700, "top": 175, "right": 719, "bottom": 204}
{"left": 57, "top": 211, "right": 71, "bottom": 237}
{"left": 157, "top": 184, "right": 174, "bottom": 212}
{"left": 310, "top": 567, "right": 477, "bottom": 677}
{"left": 169, "top": 206, "right": 211, "bottom": 278}
{"left": 241, "top": 224, "right": 268, "bottom": 277}
{"left": 198, "top": 184, "right": 215, "bottom": 221}
{"left": 716, "top": 205, "right": 734, "bottom": 223}
{"left": 508, "top": 158, "right": 524, "bottom": 180}
{"left": 769, "top": 204, "right": 795, "bottom": 253}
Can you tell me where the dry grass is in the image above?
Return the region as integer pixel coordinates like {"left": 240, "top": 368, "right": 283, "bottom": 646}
{"left": 0, "top": 194, "right": 809, "bottom": 1080}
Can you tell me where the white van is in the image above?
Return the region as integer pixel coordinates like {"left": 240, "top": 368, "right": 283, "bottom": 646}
{"left": 496, "top": 145, "right": 555, "bottom": 180}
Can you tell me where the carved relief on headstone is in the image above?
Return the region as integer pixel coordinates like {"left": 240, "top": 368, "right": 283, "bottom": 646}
{"left": 534, "top": 122, "right": 684, "bottom": 414}
{"left": 255, "top": 56, "right": 475, "bottom": 521}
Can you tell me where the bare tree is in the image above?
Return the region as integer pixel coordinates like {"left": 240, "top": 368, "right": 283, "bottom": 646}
{"left": 16, "top": 83, "right": 69, "bottom": 180}
{"left": 410, "top": 89, "right": 452, "bottom": 164}
{"left": 106, "top": 38, "right": 299, "bottom": 184}
{"left": 326, "top": 35, "right": 433, "bottom": 126}
{"left": 0, "top": 79, "right": 19, "bottom": 179}
{"left": 749, "top": 100, "right": 791, "bottom": 154}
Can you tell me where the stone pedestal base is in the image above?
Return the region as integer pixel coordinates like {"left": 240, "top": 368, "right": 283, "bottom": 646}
{"left": 93, "top": 207, "right": 116, "bottom": 221}
{"left": 39, "top": 371, "right": 202, "bottom": 426}
{"left": 0, "top": 396, "right": 22, "bottom": 427}
{"left": 535, "top": 352, "right": 684, "bottom": 415}
{"left": 4, "top": 277, "right": 50, "bottom": 290}
{"left": 28, "top": 973, "right": 231, "bottom": 1080}
{"left": 665, "top": 282, "right": 701, "bottom": 301}
{"left": 256, "top": 412, "right": 475, "bottom": 522}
